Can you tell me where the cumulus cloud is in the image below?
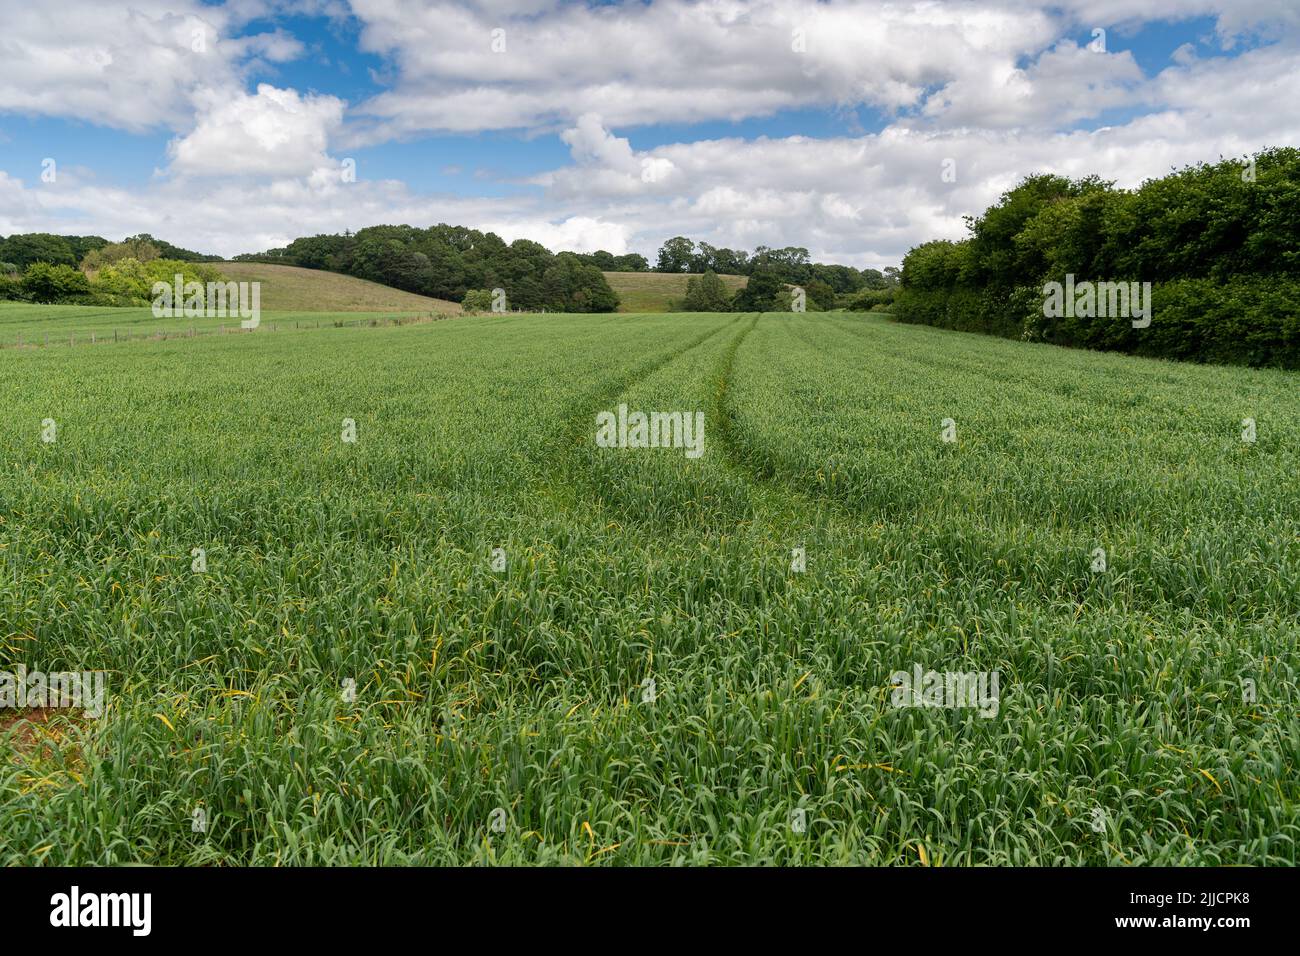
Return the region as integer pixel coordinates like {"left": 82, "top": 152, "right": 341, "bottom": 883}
{"left": 531, "top": 32, "right": 1300, "bottom": 270}
{"left": 919, "top": 40, "right": 1147, "bottom": 128}
{"left": 546, "top": 114, "right": 679, "bottom": 196}
{"left": 168, "top": 84, "right": 346, "bottom": 177}
{"left": 342, "top": 0, "right": 1298, "bottom": 140}
{"left": 0, "top": 159, "right": 631, "bottom": 260}
{"left": 0, "top": 0, "right": 1297, "bottom": 269}
{"left": 482, "top": 215, "right": 631, "bottom": 254}
{"left": 0, "top": 0, "right": 303, "bottom": 133}
{"left": 344, "top": 0, "right": 1062, "bottom": 138}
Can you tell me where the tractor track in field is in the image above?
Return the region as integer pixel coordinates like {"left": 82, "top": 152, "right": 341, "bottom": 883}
{"left": 536, "top": 314, "right": 745, "bottom": 514}
{"left": 707, "top": 314, "right": 858, "bottom": 527}
{"left": 536, "top": 312, "right": 867, "bottom": 534}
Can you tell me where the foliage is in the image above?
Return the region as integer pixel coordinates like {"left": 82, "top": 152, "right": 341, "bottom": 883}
{"left": 649, "top": 237, "right": 900, "bottom": 296}
{"left": 681, "top": 270, "right": 733, "bottom": 311}
{"left": 542, "top": 253, "right": 621, "bottom": 312}
{"left": 0, "top": 233, "right": 101, "bottom": 269}
{"left": 21, "top": 262, "right": 92, "bottom": 302}
{"left": 124, "top": 233, "right": 221, "bottom": 263}
{"left": 91, "top": 259, "right": 225, "bottom": 304}
{"left": 804, "top": 278, "right": 837, "bottom": 311}
{"left": 729, "top": 271, "right": 787, "bottom": 312}
{"left": 655, "top": 236, "right": 696, "bottom": 273}
{"left": 572, "top": 250, "right": 650, "bottom": 272}
{"left": 4, "top": 258, "right": 225, "bottom": 306}
{"left": 461, "top": 289, "right": 495, "bottom": 312}
{"left": 844, "top": 287, "right": 897, "bottom": 311}
{"left": 241, "top": 224, "right": 620, "bottom": 313}
{"left": 894, "top": 147, "right": 1300, "bottom": 367}
{"left": 0, "top": 233, "right": 215, "bottom": 272}
{"left": 81, "top": 238, "right": 163, "bottom": 272}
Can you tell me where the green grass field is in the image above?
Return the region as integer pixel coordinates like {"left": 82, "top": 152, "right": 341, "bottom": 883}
{"left": 0, "top": 263, "right": 459, "bottom": 348}
{"left": 603, "top": 271, "right": 748, "bottom": 312}
{"left": 0, "top": 301, "right": 454, "bottom": 347}
{"left": 0, "top": 309, "right": 1295, "bottom": 865}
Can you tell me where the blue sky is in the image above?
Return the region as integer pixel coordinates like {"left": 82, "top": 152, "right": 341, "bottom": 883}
{"left": 0, "top": 1, "right": 1296, "bottom": 266}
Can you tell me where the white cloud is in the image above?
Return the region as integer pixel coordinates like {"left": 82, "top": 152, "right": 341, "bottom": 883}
{"left": 344, "top": 0, "right": 1063, "bottom": 138}
{"left": 919, "top": 40, "right": 1147, "bottom": 128}
{"left": 482, "top": 215, "right": 631, "bottom": 254}
{"left": 561, "top": 113, "right": 639, "bottom": 173}
{"left": 0, "top": 0, "right": 1297, "bottom": 271}
{"left": 0, "top": 159, "right": 632, "bottom": 260}
{"left": 343, "top": 0, "right": 1299, "bottom": 140}
{"left": 527, "top": 51, "right": 1300, "bottom": 270}
{"left": 168, "top": 84, "right": 345, "bottom": 177}
{"left": 0, "top": 0, "right": 301, "bottom": 133}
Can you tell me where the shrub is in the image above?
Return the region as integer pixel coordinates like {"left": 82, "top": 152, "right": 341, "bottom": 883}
{"left": 462, "top": 289, "right": 494, "bottom": 312}
{"left": 844, "top": 287, "right": 896, "bottom": 311}
{"left": 730, "top": 271, "right": 786, "bottom": 312}
{"left": 0, "top": 274, "right": 26, "bottom": 301}
{"left": 894, "top": 147, "right": 1300, "bottom": 366}
{"left": 81, "top": 238, "right": 162, "bottom": 272}
{"left": 682, "top": 271, "right": 733, "bottom": 311}
{"left": 90, "top": 258, "right": 225, "bottom": 305}
{"left": 22, "top": 262, "right": 91, "bottom": 302}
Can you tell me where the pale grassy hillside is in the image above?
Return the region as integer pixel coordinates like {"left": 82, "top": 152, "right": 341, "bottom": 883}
{"left": 219, "top": 262, "right": 461, "bottom": 313}
{"left": 602, "top": 271, "right": 747, "bottom": 312}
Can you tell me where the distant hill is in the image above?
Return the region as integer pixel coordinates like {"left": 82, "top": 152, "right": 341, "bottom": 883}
{"left": 218, "top": 262, "right": 461, "bottom": 313}
{"left": 602, "top": 271, "right": 748, "bottom": 312}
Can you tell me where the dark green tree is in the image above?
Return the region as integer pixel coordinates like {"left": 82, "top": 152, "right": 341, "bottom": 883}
{"left": 655, "top": 236, "right": 695, "bottom": 273}
{"left": 682, "top": 270, "right": 732, "bottom": 311}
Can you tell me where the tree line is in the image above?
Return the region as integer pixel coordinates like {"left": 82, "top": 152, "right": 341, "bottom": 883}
{"left": 651, "top": 236, "right": 897, "bottom": 302}
{"left": 893, "top": 147, "right": 1300, "bottom": 368}
{"left": 237, "top": 224, "right": 619, "bottom": 313}
{"left": 239, "top": 226, "right": 903, "bottom": 313}
{"left": 571, "top": 236, "right": 896, "bottom": 312}
{"left": 0, "top": 232, "right": 215, "bottom": 271}
{"left": 0, "top": 234, "right": 220, "bottom": 305}
{"left": 1, "top": 223, "right": 904, "bottom": 315}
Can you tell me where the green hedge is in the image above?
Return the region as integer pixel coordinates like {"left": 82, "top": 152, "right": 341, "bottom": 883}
{"left": 893, "top": 285, "right": 1028, "bottom": 339}
{"left": 894, "top": 149, "right": 1300, "bottom": 368}
{"left": 895, "top": 277, "right": 1300, "bottom": 368}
